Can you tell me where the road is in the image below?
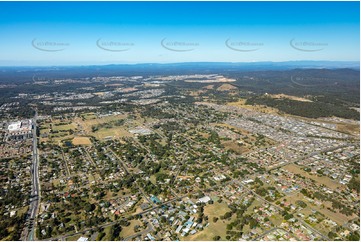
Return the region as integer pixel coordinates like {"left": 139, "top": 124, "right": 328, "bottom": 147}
{"left": 107, "top": 147, "right": 155, "bottom": 206}
{"left": 254, "top": 227, "right": 292, "bottom": 240}
{"left": 123, "top": 219, "right": 153, "bottom": 241}
{"left": 44, "top": 192, "right": 190, "bottom": 241}
{"left": 268, "top": 143, "right": 353, "bottom": 171}
{"left": 26, "top": 111, "right": 41, "bottom": 241}
{"left": 44, "top": 176, "right": 236, "bottom": 241}
{"left": 238, "top": 181, "right": 329, "bottom": 241}
{"left": 60, "top": 149, "right": 71, "bottom": 176}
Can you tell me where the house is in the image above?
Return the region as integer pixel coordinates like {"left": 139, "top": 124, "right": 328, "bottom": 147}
{"left": 175, "top": 225, "right": 183, "bottom": 233}
{"left": 9, "top": 210, "right": 16, "bottom": 217}
{"left": 147, "top": 233, "right": 155, "bottom": 241}
{"left": 198, "top": 196, "right": 211, "bottom": 203}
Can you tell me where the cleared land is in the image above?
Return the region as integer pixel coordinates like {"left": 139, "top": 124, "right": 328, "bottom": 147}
{"left": 183, "top": 202, "right": 231, "bottom": 241}
{"left": 283, "top": 164, "right": 344, "bottom": 190}
{"left": 119, "top": 220, "right": 142, "bottom": 238}
{"left": 216, "top": 84, "right": 238, "bottom": 91}
{"left": 73, "top": 114, "right": 134, "bottom": 140}
{"left": 283, "top": 193, "right": 357, "bottom": 225}
{"left": 267, "top": 93, "right": 313, "bottom": 102}
{"left": 184, "top": 77, "right": 236, "bottom": 83}
{"left": 227, "top": 99, "right": 280, "bottom": 114}
{"left": 92, "top": 128, "right": 132, "bottom": 140}
{"left": 52, "top": 123, "right": 77, "bottom": 131}
{"left": 72, "top": 137, "right": 92, "bottom": 146}
{"left": 203, "top": 85, "right": 214, "bottom": 90}
{"left": 337, "top": 123, "right": 360, "bottom": 136}
{"left": 74, "top": 114, "right": 127, "bottom": 133}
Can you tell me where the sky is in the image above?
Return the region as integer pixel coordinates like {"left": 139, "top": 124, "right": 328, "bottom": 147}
{"left": 0, "top": 1, "right": 359, "bottom": 66}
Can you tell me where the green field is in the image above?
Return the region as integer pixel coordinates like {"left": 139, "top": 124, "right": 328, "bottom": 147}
{"left": 183, "top": 202, "right": 232, "bottom": 241}
{"left": 52, "top": 123, "right": 76, "bottom": 131}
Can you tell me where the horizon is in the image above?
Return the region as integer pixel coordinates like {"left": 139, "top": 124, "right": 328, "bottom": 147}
{"left": 0, "top": 60, "right": 360, "bottom": 68}
{"left": 0, "top": 1, "right": 359, "bottom": 65}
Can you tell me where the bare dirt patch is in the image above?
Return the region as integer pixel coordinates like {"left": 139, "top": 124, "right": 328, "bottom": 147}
{"left": 227, "top": 99, "right": 280, "bottom": 114}
{"left": 203, "top": 85, "right": 215, "bottom": 90}
{"left": 216, "top": 84, "right": 238, "bottom": 91}
{"left": 337, "top": 123, "right": 360, "bottom": 136}
{"left": 222, "top": 140, "right": 248, "bottom": 154}
{"left": 72, "top": 137, "right": 92, "bottom": 146}
{"left": 267, "top": 93, "right": 313, "bottom": 102}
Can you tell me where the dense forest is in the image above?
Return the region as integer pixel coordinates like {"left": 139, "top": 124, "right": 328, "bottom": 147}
{"left": 246, "top": 96, "right": 360, "bottom": 120}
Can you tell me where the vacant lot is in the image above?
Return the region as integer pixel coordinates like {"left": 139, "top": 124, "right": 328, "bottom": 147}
{"left": 72, "top": 136, "right": 92, "bottom": 146}
{"left": 119, "top": 220, "right": 143, "bottom": 238}
{"left": 227, "top": 99, "right": 280, "bottom": 114}
{"left": 222, "top": 140, "right": 248, "bottom": 154}
{"left": 337, "top": 123, "right": 360, "bottom": 136}
{"left": 52, "top": 123, "right": 76, "bottom": 131}
{"left": 217, "top": 84, "right": 238, "bottom": 91}
{"left": 75, "top": 114, "right": 127, "bottom": 133}
{"left": 183, "top": 202, "right": 231, "bottom": 241}
{"left": 92, "top": 128, "right": 133, "bottom": 140}
{"left": 283, "top": 192, "right": 356, "bottom": 225}
{"left": 284, "top": 164, "right": 343, "bottom": 190}
{"left": 268, "top": 93, "right": 313, "bottom": 102}
{"left": 81, "top": 112, "right": 97, "bottom": 120}
{"left": 204, "top": 202, "right": 231, "bottom": 217}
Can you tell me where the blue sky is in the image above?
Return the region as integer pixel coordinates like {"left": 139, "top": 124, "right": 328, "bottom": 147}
{"left": 0, "top": 1, "right": 359, "bottom": 65}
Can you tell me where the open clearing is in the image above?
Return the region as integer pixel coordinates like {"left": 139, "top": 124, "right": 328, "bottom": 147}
{"left": 72, "top": 136, "right": 92, "bottom": 145}
{"left": 74, "top": 114, "right": 127, "bottom": 133}
{"left": 337, "top": 123, "right": 360, "bottom": 136}
{"left": 203, "top": 85, "right": 214, "bottom": 90}
{"left": 184, "top": 202, "right": 232, "bottom": 241}
{"left": 92, "top": 128, "right": 133, "bottom": 140}
{"left": 283, "top": 164, "right": 343, "bottom": 190}
{"left": 52, "top": 123, "right": 77, "bottom": 131}
{"left": 283, "top": 192, "right": 356, "bottom": 225}
{"left": 73, "top": 114, "right": 134, "bottom": 140}
{"left": 227, "top": 99, "right": 280, "bottom": 114}
{"left": 216, "top": 84, "right": 238, "bottom": 91}
{"left": 81, "top": 112, "right": 97, "bottom": 120}
{"left": 222, "top": 140, "right": 248, "bottom": 154}
{"left": 204, "top": 202, "right": 231, "bottom": 217}
{"left": 267, "top": 93, "right": 313, "bottom": 102}
{"left": 119, "top": 220, "right": 142, "bottom": 238}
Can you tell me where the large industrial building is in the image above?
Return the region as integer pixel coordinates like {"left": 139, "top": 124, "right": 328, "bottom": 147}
{"left": 5, "top": 119, "right": 33, "bottom": 141}
{"left": 7, "top": 120, "right": 32, "bottom": 135}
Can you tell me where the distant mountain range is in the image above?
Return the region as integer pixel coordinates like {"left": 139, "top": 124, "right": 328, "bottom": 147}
{"left": 1, "top": 60, "right": 360, "bottom": 69}
{"left": 0, "top": 61, "right": 359, "bottom": 83}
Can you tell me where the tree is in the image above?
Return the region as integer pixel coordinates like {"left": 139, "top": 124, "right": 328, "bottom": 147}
{"left": 97, "top": 232, "right": 105, "bottom": 241}
{"left": 84, "top": 203, "right": 96, "bottom": 212}
{"left": 213, "top": 235, "right": 221, "bottom": 241}
{"left": 110, "top": 223, "right": 122, "bottom": 240}
{"left": 249, "top": 218, "right": 258, "bottom": 229}
{"left": 347, "top": 232, "right": 360, "bottom": 241}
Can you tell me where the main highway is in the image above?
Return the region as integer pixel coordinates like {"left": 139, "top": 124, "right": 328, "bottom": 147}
{"left": 27, "top": 111, "right": 41, "bottom": 241}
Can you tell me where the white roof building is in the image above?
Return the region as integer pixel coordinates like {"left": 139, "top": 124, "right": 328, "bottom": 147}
{"left": 77, "top": 237, "right": 88, "bottom": 241}
{"left": 8, "top": 121, "right": 22, "bottom": 131}
{"left": 198, "top": 196, "right": 211, "bottom": 203}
